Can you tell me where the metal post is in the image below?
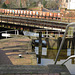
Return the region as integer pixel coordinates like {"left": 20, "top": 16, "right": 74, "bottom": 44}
{"left": 72, "top": 32, "right": 75, "bottom": 49}
{"left": 62, "top": 55, "right": 75, "bottom": 65}
{"left": 17, "top": 30, "right": 19, "bottom": 35}
{"left": 32, "top": 39, "right": 35, "bottom": 51}
{"left": 45, "top": 38, "right": 51, "bottom": 49}
{"left": 15, "top": 30, "right": 16, "bottom": 35}
{"left": 54, "top": 23, "right": 75, "bottom": 64}
{"left": 38, "top": 31, "right": 42, "bottom": 64}
{"left": 1, "top": 16, "right": 2, "bottom": 23}
{"left": 73, "top": 27, "right": 75, "bottom": 37}
{"left": 59, "top": 31, "right": 60, "bottom": 37}
{"left": 46, "top": 30, "right": 48, "bottom": 38}
{"left": 6, "top": 31, "right": 7, "bottom": 39}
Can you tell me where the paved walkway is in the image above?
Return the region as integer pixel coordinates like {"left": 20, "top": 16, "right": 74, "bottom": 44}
{"left": 0, "top": 65, "right": 70, "bottom": 75}
{"left": 0, "top": 35, "right": 37, "bottom": 65}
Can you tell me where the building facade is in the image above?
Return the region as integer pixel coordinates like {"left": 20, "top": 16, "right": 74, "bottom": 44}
{"left": 61, "top": 0, "right": 75, "bottom": 9}
{"left": 61, "top": 0, "right": 68, "bottom": 8}
{"left": 67, "top": 0, "right": 75, "bottom": 9}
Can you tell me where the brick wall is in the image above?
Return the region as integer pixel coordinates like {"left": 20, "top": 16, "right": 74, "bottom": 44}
{"left": 60, "top": 8, "right": 75, "bottom": 22}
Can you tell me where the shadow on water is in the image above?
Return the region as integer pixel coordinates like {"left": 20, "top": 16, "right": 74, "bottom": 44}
{"left": 34, "top": 46, "right": 75, "bottom": 74}
{"left": 0, "top": 27, "right": 75, "bottom": 74}
{"left": 32, "top": 28, "right": 75, "bottom": 75}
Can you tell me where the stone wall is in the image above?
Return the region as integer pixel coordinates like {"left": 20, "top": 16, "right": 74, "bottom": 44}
{"left": 60, "top": 8, "right": 75, "bottom": 22}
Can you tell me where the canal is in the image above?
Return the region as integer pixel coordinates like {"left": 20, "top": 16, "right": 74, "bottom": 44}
{"left": 0, "top": 27, "right": 75, "bottom": 75}
{"left": 34, "top": 47, "right": 75, "bottom": 75}
{"left": 23, "top": 29, "right": 75, "bottom": 75}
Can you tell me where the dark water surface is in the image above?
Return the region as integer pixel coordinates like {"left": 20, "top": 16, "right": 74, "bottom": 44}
{"left": 23, "top": 30, "right": 75, "bottom": 75}
{"left": 34, "top": 47, "right": 75, "bottom": 75}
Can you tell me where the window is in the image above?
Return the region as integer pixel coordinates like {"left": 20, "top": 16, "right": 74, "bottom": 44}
{"left": 66, "top": 0, "right": 68, "bottom": 2}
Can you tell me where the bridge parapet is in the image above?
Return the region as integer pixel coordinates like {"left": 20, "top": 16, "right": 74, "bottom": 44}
{"left": 0, "top": 8, "right": 61, "bottom": 20}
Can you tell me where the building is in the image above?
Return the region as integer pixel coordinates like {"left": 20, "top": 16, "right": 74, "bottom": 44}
{"left": 61, "top": 0, "right": 75, "bottom": 10}
{"left": 61, "top": 0, "right": 68, "bottom": 8}
{"left": 67, "top": 0, "right": 75, "bottom": 9}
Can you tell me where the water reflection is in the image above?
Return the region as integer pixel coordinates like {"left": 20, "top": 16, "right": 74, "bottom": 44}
{"left": 34, "top": 47, "right": 75, "bottom": 74}
{"left": 23, "top": 29, "right": 75, "bottom": 74}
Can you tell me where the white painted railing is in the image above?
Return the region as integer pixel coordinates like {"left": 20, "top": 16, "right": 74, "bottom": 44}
{"left": 1, "top": 30, "right": 19, "bottom": 39}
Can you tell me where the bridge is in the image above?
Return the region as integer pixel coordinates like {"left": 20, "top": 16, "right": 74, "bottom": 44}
{"left": 0, "top": 14, "right": 68, "bottom": 32}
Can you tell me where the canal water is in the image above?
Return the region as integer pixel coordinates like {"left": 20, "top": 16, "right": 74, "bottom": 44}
{"left": 34, "top": 46, "right": 75, "bottom": 75}
{"left": 23, "top": 30, "right": 75, "bottom": 75}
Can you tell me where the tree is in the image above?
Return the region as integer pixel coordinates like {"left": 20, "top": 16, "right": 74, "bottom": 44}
{"left": 20, "top": 0, "right": 22, "bottom": 8}
{"left": 31, "top": 2, "right": 36, "bottom": 7}
{"left": 0, "top": 0, "right": 1, "bottom": 4}
{"left": 2, "top": 3, "right": 7, "bottom": 8}
{"left": 46, "top": 0, "right": 59, "bottom": 10}
{"left": 42, "top": 0, "right": 47, "bottom": 7}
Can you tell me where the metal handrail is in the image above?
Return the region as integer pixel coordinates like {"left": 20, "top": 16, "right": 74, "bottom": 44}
{"left": 61, "top": 55, "right": 75, "bottom": 65}
{"left": 54, "top": 22, "right": 75, "bottom": 64}
{"left": 0, "top": 30, "right": 18, "bottom": 33}
{"left": 1, "top": 30, "right": 19, "bottom": 39}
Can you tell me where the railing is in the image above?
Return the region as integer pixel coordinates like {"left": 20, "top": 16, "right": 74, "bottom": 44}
{"left": 0, "top": 8, "right": 61, "bottom": 20}
{"left": 61, "top": 55, "right": 75, "bottom": 65}
{"left": 54, "top": 22, "right": 75, "bottom": 64}
{"left": 35, "top": 29, "right": 65, "bottom": 38}
{"left": 0, "top": 30, "right": 19, "bottom": 39}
